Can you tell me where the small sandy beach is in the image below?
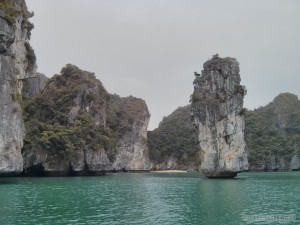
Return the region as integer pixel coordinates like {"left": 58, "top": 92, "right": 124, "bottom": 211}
{"left": 151, "top": 170, "right": 187, "bottom": 173}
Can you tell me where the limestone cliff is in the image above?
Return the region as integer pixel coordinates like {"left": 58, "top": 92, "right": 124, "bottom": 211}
{"left": 148, "top": 105, "right": 200, "bottom": 171}
{"left": 0, "top": 0, "right": 35, "bottom": 174}
{"left": 107, "top": 95, "right": 151, "bottom": 170}
{"left": 191, "top": 55, "right": 248, "bottom": 178}
{"left": 245, "top": 93, "right": 300, "bottom": 171}
{"left": 149, "top": 93, "right": 300, "bottom": 172}
{"left": 22, "top": 72, "right": 48, "bottom": 98}
{"left": 22, "top": 64, "right": 151, "bottom": 175}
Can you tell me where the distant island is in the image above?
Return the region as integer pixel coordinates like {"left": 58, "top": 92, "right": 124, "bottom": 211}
{"left": 148, "top": 92, "right": 300, "bottom": 172}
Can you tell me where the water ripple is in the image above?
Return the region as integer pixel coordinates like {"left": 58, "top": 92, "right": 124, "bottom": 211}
{"left": 0, "top": 172, "right": 299, "bottom": 225}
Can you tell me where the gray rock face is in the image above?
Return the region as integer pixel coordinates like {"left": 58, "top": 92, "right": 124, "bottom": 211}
{"left": 23, "top": 73, "right": 48, "bottom": 98}
{"left": 151, "top": 156, "right": 182, "bottom": 171}
{"left": 112, "top": 102, "right": 151, "bottom": 171}
{"left": 191, "top": 55, "right": 249, "bottom": 178}
{"left": 0, "top": 2, "right": 33, "bottom": 175}
{"left": 22, "top": 65, "right": 151, "bottom": 175}
{"left": 107, "top": 95, "right": 152, "bottom": 171}
{"left": 290, "top": 154, "right": 300, "bottom": 171}
{"left": 0, "top": 12, "right": 14, "bottom": 53}
{"left": 22, "top": 65, "right": 111, "bottom": 175}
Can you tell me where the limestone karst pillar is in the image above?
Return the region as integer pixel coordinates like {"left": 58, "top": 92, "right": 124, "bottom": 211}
{"left": 191, "top": 55, "right": 249, "bottom": 178}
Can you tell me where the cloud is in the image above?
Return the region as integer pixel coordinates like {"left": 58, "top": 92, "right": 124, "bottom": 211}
{"left": 26, "top": 0, "right": 300, "bottom": 130}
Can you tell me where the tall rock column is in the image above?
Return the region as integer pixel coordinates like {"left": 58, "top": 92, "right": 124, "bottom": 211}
{"left": 191, "top": 55, "right": 248, "bottom": 178}
{"left": 0, "top": 1, "right": 35, "bottom": 174}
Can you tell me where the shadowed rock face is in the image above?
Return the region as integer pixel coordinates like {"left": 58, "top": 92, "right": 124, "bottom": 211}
{"left": 191, "top": 55, "right": 248, "bottom": 178}
{"left": 0, "top": 15, "right": 14, "bottom": 53}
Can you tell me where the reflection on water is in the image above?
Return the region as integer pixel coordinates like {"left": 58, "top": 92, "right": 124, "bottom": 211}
{"left": 0, "top": 172, "right": 299, "bottom": 225}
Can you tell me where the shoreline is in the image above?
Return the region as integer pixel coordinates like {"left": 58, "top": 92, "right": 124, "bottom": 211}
{"left": 151, "top": 170, "right": 187, "bottom": 173}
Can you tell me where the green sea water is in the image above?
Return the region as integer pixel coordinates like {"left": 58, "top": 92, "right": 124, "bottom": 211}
{"left": 0, "top": 172, "right": 299, "bottom": 225}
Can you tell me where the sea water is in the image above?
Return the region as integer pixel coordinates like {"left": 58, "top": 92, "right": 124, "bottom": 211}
{"left": 0, "top": 172, "right": 299, "bottom": 225}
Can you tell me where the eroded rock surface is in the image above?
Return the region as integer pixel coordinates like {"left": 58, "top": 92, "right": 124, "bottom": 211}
{"left": 107, "top": 95, "right": 151, "bottom": 171}
{"left": 0, "top": 1, "right": 34, "bottom": 175}
{"left": 290, "top": 154, "right": 300, "bottom": 171}
{"left": 22, "top": 65, "right": 151, "bottom": 175}
{"left": 191, "top": 54, "right": 248, "bottom": 178}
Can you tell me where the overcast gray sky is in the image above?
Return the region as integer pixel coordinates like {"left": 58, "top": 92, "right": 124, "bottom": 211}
{"left": 26, "top": 0, "right": 300, "bottom": 130}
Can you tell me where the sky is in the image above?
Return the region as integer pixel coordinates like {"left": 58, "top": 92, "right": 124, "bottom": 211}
{"left": 26, "top": 0, "right": 300, "bottom": 130}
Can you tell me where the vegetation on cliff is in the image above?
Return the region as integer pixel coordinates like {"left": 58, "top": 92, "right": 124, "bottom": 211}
{"left": 148, "top": 105, "right": 199, "bottom": 168}
{"left": 0, "top": 0, "right": 19, "bottom": 25}
{"left": 107, "top": 94, "right": 148, "bottom": 139}
{"left": 0, "top": 0, "right": 35, "bottom": 73}
{"left": 0, "top": 0, "right": 33, "bottom": 35}
{"left": 22, "top": 65, "right": 117, "bottom": 162}
{"left": 21, "top": 64, "right": 151, "bottom": 173}
{"left": 245, "top": 93, "right": 300, "bottom": 170}
{"left": 148, "top": 93, "right": 300, "bottom": 171}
